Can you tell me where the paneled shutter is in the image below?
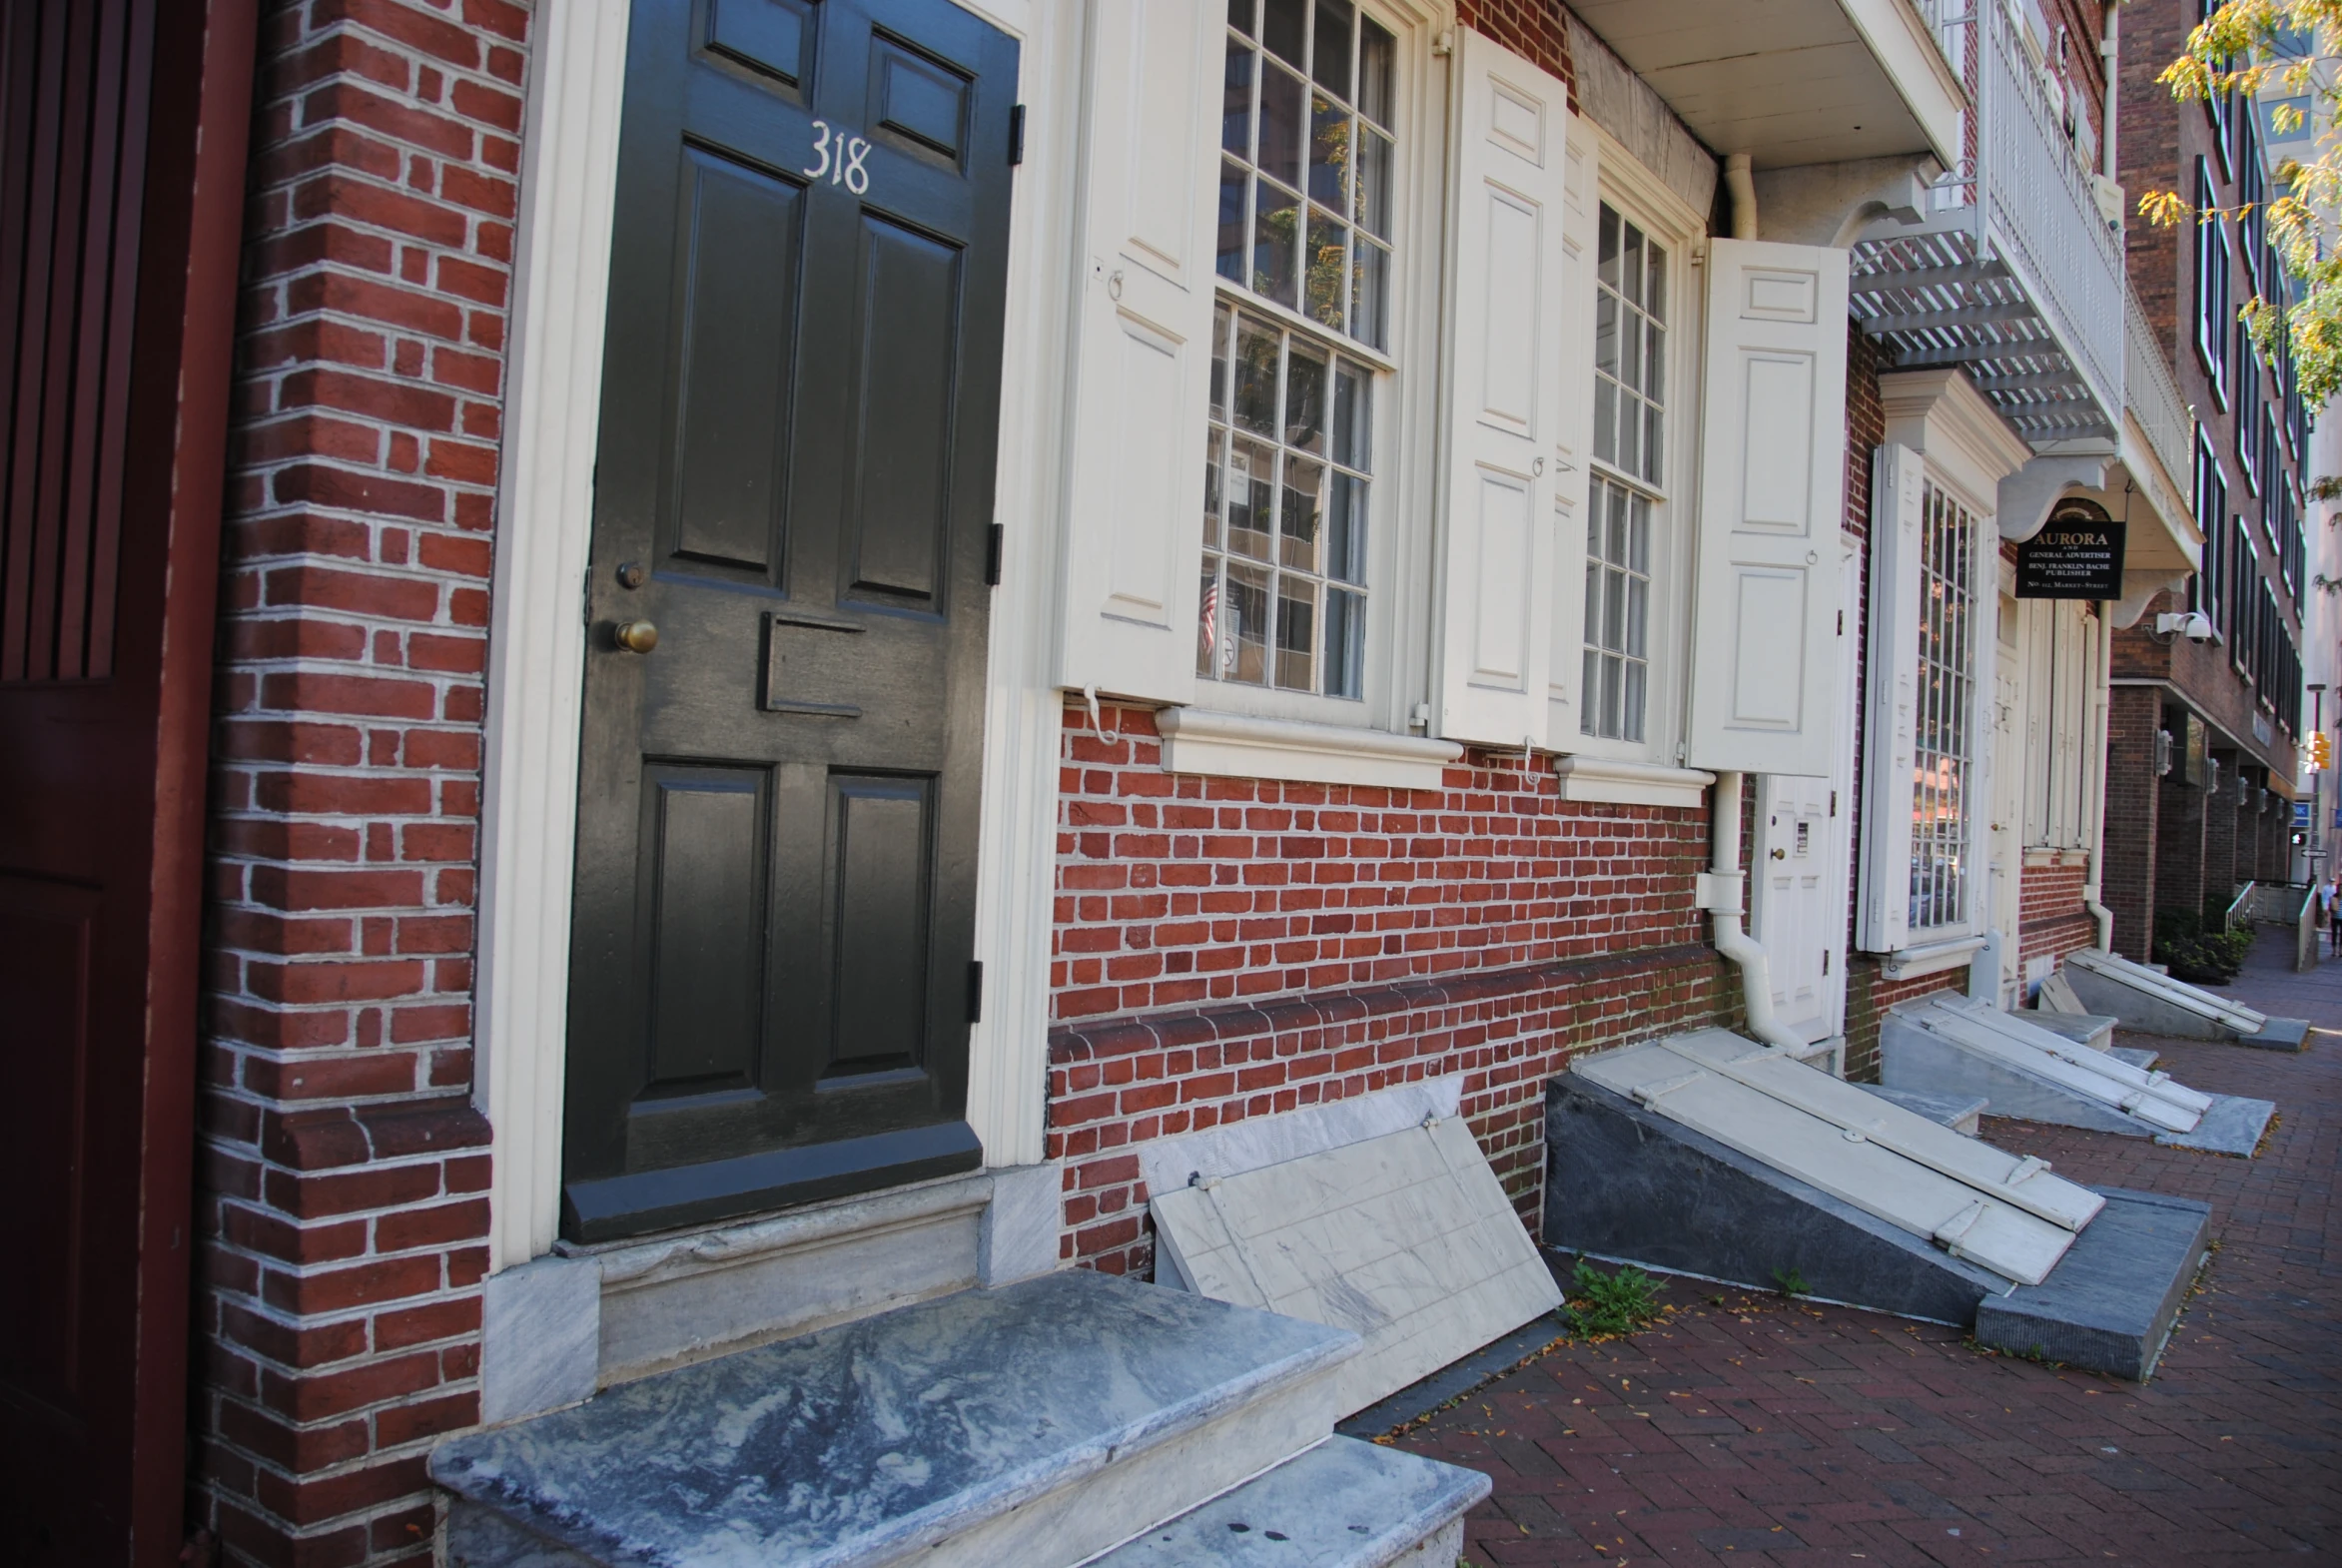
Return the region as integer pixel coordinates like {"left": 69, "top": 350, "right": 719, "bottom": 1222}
{"left": 1858, "top": 442, "right": 1925, "bottom": 955}
{"left": 1054, "top": 0, "right": 1224, "bottom": 702}
{"left": 1435, "top": 29, "right": 1573, "bottom": 747}
{"left": 1544, "top": 118, "right": 1599, "bottom": 746}
{"left": 1685, "top": 239, "right": 1851, "bottom": 774}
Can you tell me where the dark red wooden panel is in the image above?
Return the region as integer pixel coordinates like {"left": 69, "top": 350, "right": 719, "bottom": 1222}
{"left": 0, "top": 0, "right": 257, "bottom": 1563}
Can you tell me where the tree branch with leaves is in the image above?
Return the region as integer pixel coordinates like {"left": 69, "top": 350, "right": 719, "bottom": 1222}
{"left": 2141, "top": 1, "right": 2342, "bottom": 409}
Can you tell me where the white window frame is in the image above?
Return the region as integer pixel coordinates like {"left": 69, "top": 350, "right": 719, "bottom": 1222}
{"left": 1179, "top": 0, "right": 1444, "bottom": 739}
{"left": 1859, "top": 373, "right": 2031, "bottom": 971}
{"left": 1562, "top": 150, "right": 1704, "bottom": 770}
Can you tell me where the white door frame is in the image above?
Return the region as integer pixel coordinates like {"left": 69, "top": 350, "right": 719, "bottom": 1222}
{"left": 476, "top": 0, "right": 1070, "bottom": 1269}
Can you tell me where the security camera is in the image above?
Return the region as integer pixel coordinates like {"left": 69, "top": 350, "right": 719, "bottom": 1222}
{"left": 2154, "top": 610, "right": 2213, "bottom": 642}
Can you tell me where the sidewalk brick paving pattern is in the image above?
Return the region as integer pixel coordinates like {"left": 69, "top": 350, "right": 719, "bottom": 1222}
{"left": 1391, "top": 929, "right": 2341, "bottom": 1565}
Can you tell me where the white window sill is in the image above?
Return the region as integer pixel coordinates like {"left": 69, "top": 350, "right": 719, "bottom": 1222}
{"left": 1870, "top": 932, "right": 1986, "bottom": 980}
{"left": 1549, "top": 755, "right": 1716, "bottom": 808}
{"left": 1156, "top": 707, "right": 1462, "bottom": 791}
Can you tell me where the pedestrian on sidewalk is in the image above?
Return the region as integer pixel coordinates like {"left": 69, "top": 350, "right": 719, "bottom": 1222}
{"left": 2327, "top": 873, "right": 2342, "bottom": 959}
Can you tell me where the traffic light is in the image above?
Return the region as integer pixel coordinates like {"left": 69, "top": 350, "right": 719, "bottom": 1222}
{"left": 2313, "top": 731, "right": 2334, "bottom": 771}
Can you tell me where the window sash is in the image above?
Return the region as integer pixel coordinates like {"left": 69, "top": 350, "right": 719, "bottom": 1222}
{"left": 1197, "top": 301, "right": 1374, "bottom": 699}
{"left": 1909, "top": 481, "right": 1979, "bottom": 935}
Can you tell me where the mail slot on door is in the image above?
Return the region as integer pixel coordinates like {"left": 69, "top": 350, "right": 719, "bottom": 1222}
{"left": 761, "top": 608, "right": 867, "bottom": 716}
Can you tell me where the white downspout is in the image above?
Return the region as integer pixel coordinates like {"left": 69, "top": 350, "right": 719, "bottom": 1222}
{"left": 1725, "top": 153, "right": 1758, "bottom": 240}
{"left": 2083, "top": 604, "right": 2116, "bottom": 949}
{"left": 1706, "top": 770, "right": 1809, "bottom": 1051}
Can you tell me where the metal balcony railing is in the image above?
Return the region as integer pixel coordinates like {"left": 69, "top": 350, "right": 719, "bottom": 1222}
{"left": 1906, "top": 0, "right": 1971, "bottom": 79}
{"left": 2124, "top": 283, "right": 2191, "bottom": 491}
{"left": 1851, "top": 0, "right": 2125, "bottom": 446}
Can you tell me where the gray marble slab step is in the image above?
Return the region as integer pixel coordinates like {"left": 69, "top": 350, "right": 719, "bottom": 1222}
{"left": 2106, "top": 1046, "right": 2160, "bottom": 1071}
{"left": 1085, "top": 1436, "right": 1488, "bottom": 1568}
{"left": 1973, "top": 1187, "right": 2212, "bottom": 1381}
{"left": 432, "top": 1271, "right": 1359, "bottom": 1568}
{"left": 2154, "top": 1095, "right": 2277, "bottom": 1156}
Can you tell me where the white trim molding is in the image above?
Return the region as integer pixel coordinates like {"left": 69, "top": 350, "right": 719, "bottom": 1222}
{"left": 1549, "top": 754, "right": 1717, "bottom": 808}
{"left": 1877, "top": 932, "right": 1988, "bottom": 981}
{"left": 1157, "top": 706, "right": 1463, "bottom": 790}
{"left": 477, "top": 0, "right": 633, "bottom": 1273}
{"left": 1877, "top": 369, "right": 2034, "bottom": 516}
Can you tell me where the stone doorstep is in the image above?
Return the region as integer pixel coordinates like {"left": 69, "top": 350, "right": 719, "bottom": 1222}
{"left": 2236, "top": 1016, "right": 2312, "bottom": 1052}
{"left": 1972, "top": 1187, "right": 2213, "bottom": 1382}
{"left": 2154, "top": 1095, "right": 2279, "bottom": 1157}
{"left": 1084, "top": 1437, "right": 1487, "bottom": 1568}
{"left": 433, "top": 1271, "right": 1369, "bottom": 1568}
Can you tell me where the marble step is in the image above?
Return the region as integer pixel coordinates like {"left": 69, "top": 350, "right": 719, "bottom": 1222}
{"left": 1086, "top": 1436, "right": 1488, "bottom": 1568}
{"left": 434, "top": 1270, "right": 1359, "bottom": 1568}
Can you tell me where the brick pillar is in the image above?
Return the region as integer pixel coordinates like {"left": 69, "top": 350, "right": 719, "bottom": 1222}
{"left": 193, "top": 2, "right": 528, "bottom": 1564}
{"left": 2102, "top": 686, "right": 2161, "bottom": 962}
{"left": 2156, "top": 768, "right": 2208, "bottom": 934}
{"left": 2203, "top": 763, "right": 2239, "bottom": 902}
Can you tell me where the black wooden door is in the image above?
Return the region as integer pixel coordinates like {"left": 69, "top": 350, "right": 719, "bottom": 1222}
{"left": 562, "top": 0, "right": 1015, "bottom": 1242}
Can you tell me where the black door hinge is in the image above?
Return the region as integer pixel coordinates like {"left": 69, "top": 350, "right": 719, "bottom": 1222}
{"left": 967, "top": 960, "right": 985, "bottom": 1023}
{"left": 1009, "top": 105, "right": 1025, "bottom": 166}
{"left": 986, "top": 522, "right": 1004, "bottom": 585}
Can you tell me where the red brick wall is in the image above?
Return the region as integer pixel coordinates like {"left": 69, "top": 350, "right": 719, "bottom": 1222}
{"left": 1053, "top": 708, "right": 1707, "bottom": 1023}
{"left": 193, "top": 1, "right": 527, "bottom": 1563}
{"left": 1456, "top": 0, "right": 1573, "bottom": 94}
{"left": 2018, "top": 858, "right": 2098, "bottom": 973}
{"left": 2103, "top": 684, "right": 2163, "bottom": 959}
{"left": 1046, "top": 703, "right": 1731, "bottom": 1275}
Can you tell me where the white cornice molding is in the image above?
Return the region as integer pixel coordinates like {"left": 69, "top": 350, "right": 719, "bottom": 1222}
{"left": 1156, "top": 707, "right": 1463, "bottom": 790}
{"left": 1548, "top": 754, "right": 1717, "bottom": 808}
{"left": 1877, "top": 369, "right": 2035, "bottom": 513}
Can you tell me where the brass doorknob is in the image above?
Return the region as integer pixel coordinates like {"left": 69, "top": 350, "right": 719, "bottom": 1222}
{"left": 613, "top": 620, "right": 659, "bottom": 654}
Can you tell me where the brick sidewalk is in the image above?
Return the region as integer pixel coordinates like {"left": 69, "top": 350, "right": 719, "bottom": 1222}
{"left": 1391, "top": 931, "right": 2342, "bottom": 1566}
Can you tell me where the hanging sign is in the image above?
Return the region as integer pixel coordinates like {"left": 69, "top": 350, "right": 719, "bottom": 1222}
{"left": 2016, "top": 500, "right": 2125, "bottom": 599}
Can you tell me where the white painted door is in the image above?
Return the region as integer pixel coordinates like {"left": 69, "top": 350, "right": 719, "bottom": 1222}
{"left": 1752, "top": 774, "right": 1838, "bottom": 1044}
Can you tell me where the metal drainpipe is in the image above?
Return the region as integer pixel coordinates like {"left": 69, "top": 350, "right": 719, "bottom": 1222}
{"left": 1724, "top": 153, "right": 1758, "bottom": 240}
{"left": 1708, "top": 770, "right": 1809, "bottom": 1051}
{"left": 2082, "top": 604, "right": 2117, "bottom": 949}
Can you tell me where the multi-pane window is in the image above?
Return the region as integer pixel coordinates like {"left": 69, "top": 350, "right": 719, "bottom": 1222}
{"left": 1202, "top": 1, "right": 1394, "bottom": 703}
{"left": 1218, "top": 0, "right": 1395, "bottom": 350}
{"left": 1911, "top": 483, "right": 1978, "bottom": 933}
{"left": 1593, "top": 205, "right": 1667, "bottom": 486}
{"left": 2229, "top": 517, "right": 2254, "bottom": 670}
{"left": 2192, "top": 430, "right": 2224, "bottom": 627}
{"left": 1582, "top": 203, "right": 1667, "bottom": 742}
{"left": 2194, "top": 161, "right": 2229, "bottom": 404}
{"left": 1197, "top": 303, "right": 1371, "bottom": 696}
{"left": 1581, "top": 478, "right": 1650, "bottom": 742}
{"left": 2234, "top": 330, "right": 2259, "bottom": 493}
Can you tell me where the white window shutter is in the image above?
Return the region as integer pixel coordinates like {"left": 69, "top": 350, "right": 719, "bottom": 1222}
{"left": 1684, "top": 239, "right": 1851, "bottom": 774}
{"left": 1053, "top": 0, "right": 1223, "bottom": 703}
{"left": 1435, "top": 29, "right": 1572, "bottom": 747}
{"left": 1858, "top": 442, "right": 1925, "bottom": 955}
{"left": 1544, "top": 120, "right": 1599, "bottom": 746}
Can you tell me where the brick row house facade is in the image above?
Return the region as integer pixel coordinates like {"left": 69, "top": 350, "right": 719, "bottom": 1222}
{"left": 0, "top": 0, "right": 2247, "bottom": 1563}
{"left": 2104, "top": 0, "right": 2310, "bottom": 965}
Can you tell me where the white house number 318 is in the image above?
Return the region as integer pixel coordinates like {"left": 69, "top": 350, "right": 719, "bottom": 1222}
{"left": 803, "top": 121, "right": 872, "bottom": 194}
